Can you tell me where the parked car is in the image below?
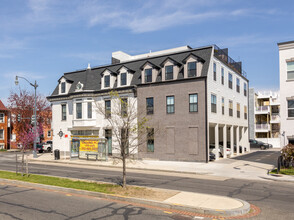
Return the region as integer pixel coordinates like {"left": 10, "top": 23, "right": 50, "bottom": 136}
{"left": 249, "top": 139, "right": 270, "bottom": 150}
{"left": 209, "top": 152, "right": 216, "bottom": 161}
{"left": 42, "top": 141, "right": 52, "bottom": 152}
{"left": 222, "top": 142, "right": 246, "bottom": 153}
{"left": 36, "top": 144, "right": 45, "bottom": 153}
{"left": 209, "top": 144, "right": 231, "bottom": 157}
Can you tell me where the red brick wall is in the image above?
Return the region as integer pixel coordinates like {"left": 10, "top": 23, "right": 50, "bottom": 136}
{"left": 0, "top": 111, "right": 10, "bottom": 149}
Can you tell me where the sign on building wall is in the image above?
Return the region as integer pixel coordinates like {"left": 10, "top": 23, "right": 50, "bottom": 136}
{"left": 80, "top": 140, "right": 99, "bottom": 152}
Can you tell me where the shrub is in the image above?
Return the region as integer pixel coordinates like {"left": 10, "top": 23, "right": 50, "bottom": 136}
{"left": 281, "top": 144, "right": 294, "bottom": 167}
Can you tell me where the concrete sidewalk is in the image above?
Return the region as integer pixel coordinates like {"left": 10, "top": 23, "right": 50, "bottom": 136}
{"left": 25, "top": 149, "right": 294, "bottom": 183}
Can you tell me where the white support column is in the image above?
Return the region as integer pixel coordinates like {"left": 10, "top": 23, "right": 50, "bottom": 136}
{"left": 215, "top": 124, "right": 219, "bottom": 160}
{"left": 245, "top": 127, "right": 249, "bottom": 152}
{"left": 240, "top": 127, "right": 245, "bottom": 154}
{"left": 223, "top": 125, "right": 227, "bottom": 158}
{"left": 207, "top": 124, "right": 210, "bottom": 162}
{"left": 236, "top": 126, "right": 240, "bottom": 155}
{"left": 230, "top": 126, "right": 234, "bottom": 157}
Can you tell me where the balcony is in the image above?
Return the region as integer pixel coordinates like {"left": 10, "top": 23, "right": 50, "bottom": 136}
{"left": 255, "top": 106, "right": 270, "bottom": 114}
{"left": 255, "top": 124, "right": 270, "bottom": 132}
{"left": 72, "top": 119, "right": 96, "bottom": 128}
{"left": 270, "top": 98, "right": 280, "bottom": 106}
{"left": 270, "top": 115, "right": 280, "bottom": 123}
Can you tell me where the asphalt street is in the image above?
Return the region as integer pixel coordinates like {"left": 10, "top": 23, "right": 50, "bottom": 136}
{"left": 0, "top": 183, "right": 204, "bottom": 220}
{"left": 0, "top": 150, "right": 293, "bottom": 220}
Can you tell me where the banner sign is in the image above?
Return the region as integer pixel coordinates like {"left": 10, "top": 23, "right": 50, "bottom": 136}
{"left": 80, "top": 140, "right": 99, "bottom": 152}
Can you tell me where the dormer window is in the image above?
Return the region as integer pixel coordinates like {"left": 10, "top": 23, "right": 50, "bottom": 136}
{"left": 117, "top": 65, "right": 134, "bottom": 87}
{"left": 61, "top": 82, "right": 66, "bottom": 93}
{"left": 188, "top": 62, "right": 197, "bottom": 77}
{"left": 145, "top": 68, "right": 152, "bottom": 83}
{"left": 58, "top": 76, "right": 73, "bottom": 95}
{"left": 101, "top": 68, "right": 116, "bottom": 89}
{"left": 121, "top": 72, "right": 127, "bottom": 86}
{"left": 105, "top": 75, "right": 110, "bottom": 88}
{"left": 182, "top": 53, "right": 204, "bottom": 78}
{"left": 165, "top": 65, "right": 174, "bottom": 80}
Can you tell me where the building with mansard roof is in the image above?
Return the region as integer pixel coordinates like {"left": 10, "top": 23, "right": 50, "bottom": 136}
{"left": 48, "top": 45, "right": 249, "bottom": 162}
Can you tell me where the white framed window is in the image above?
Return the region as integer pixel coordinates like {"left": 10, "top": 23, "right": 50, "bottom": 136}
{"left": 211, "top": 94, "right": 217, "bottom": 113}
{"left": 165, "top": 65, "right": 174, "bottom": 80}
{"left": 0, "top": 129, "right": 4, "bottom": 140}
{"left": 145, "top": 68, "right": 152, "bottom": 83}
{"left": 287, "top": 61, "right": 294, "bottom": 80}
{"left": 228, "top": 73, "right": 233, "bottom": 89}
{"left": 188, "top": 62, "right": 197, "bottom": 77}
{"left": 0, "top": 113, "right": 4, "bottom": 123}
{"left": 236, "top": 78, "right": 240, "bottom": 93}
{"left": 166, "top": 96, "right": 175, "bottom": 114}
{"left": 88, "top": 102, "right": 92, "bottom": 119}
{"left": 221, "top": 67, "right": 224, "bottom": 85}
{"left": 0, "top": 144, "right": 4, "bottom": 149}
{"left": 213, "top": 63, "right": 217, "bottom": 81}
{"left": 288, "top": 100, "right": 294, "bottom": 117}
{"left": 61, "top": 82, "right": 66, "bottom": 93}
{"left": 61, "top": 104, "right": 67, "bottom": 121}
{"left": 229, "top": 100, "right": 233, "bottom": 117}
{"left": 244, "top": 83, "right": 247, "bottom": 96}
{"left": 189, "top": 94, "right": 198, "bottom": 112}
{"left": 76, "top": 103, "right": 82, "bottom": 119}
{"left": 104, "top": 75, "right": 110, "bottom": 88}
{"left": 222, "top": 97, "right": 225, "bottom": 115}
{"left": 121, "top": 72, "right": 127, "bottom": 86}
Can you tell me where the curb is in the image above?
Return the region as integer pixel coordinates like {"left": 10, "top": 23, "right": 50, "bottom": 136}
{"left": 28, "top": 158, "right": 212, "bottom": 175}
{"left": 0, "top": 178, "right": 250, "bottom": 217}
{"left": 259, "top": 174, "right": 294, "bottom": 183}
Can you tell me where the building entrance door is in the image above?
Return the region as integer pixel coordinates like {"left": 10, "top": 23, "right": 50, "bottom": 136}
{"left": 71, "top": 139, "right": 80, "bottom": 158}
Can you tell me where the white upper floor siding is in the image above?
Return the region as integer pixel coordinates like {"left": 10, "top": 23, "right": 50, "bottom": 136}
{"left": 207, "top": 46, "right": 249, "bottom": 127}
{"left": 278, "top": 40, "right": 294, "bottom": 146}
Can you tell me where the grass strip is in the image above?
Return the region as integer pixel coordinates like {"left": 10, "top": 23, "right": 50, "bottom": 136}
{"left": 0, "top": 170, "right": 119, "bottom": 194}
{"left": 270, "top": 167, "right": 294, "bottom": 175}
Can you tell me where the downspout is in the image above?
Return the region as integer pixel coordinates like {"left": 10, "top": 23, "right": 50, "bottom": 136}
{"left": 205, "top": 77, "right": 208, "bottom": 163}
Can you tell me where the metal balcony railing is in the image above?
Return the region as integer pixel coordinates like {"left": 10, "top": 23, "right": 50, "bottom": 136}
{"left": 255, "top": 124, "right": 270, "bottom": 131}
{"left": 255, "top": 106, "right": 270, "bottom": 114}
{"left": 213, "top": 45, "right": 247, "bottom": 78}
{"left": 271, "top": 115, "right": 280, "bottom": 123}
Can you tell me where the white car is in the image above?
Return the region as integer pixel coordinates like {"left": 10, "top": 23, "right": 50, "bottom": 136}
{"left": 42, "top": 141, "right": 52, "bottom": 152}
{"left": 209, "top": 144, "right": 231, "bottom": 157}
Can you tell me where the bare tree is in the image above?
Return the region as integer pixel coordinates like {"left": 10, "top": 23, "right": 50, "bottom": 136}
{"left": 8, "top": 89, "right": 51, "bottom": 175}
{"left": 95, "top": 91, "right": 155, "bottom": 188}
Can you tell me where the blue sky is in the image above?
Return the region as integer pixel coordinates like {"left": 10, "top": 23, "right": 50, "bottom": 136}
{"left": 1, "top": 0, "right": 293, "bottom": 104}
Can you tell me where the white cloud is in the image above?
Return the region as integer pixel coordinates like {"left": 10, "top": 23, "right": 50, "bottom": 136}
{"left": 0, "top": 0, "right": 281, "bottom": 34}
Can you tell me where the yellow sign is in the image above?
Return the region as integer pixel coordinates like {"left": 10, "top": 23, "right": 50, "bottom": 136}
{"left": 80, "top": 140, "right": 99, "bottom": 152}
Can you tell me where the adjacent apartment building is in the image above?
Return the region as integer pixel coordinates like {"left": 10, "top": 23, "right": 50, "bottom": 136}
{"left": 0, "top": 100, "right": 11, "bottom": 149}
{"left": 278, "top": 40, "right": 294, "bottom": 146}
{"left": 48, "top": 44, "right": 249, "bottom": 162}
{"left": 248, "top": 89, "right": 280, "bottom": 148}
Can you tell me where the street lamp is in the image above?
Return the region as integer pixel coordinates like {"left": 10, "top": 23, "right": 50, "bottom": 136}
{"left": 15, "top": 76, "right": 38, "bottom": 158}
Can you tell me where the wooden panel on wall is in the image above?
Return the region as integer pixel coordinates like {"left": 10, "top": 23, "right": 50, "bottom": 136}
{"left": 166, "top": 127, "right": 175, "bottom": 154}
{"left": 188, "top": 127, "right": 199, "bottom": 155}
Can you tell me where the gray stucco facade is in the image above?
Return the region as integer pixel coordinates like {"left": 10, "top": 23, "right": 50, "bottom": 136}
{"left": 137, "top": 78, "right": 207, "bottom": 162}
